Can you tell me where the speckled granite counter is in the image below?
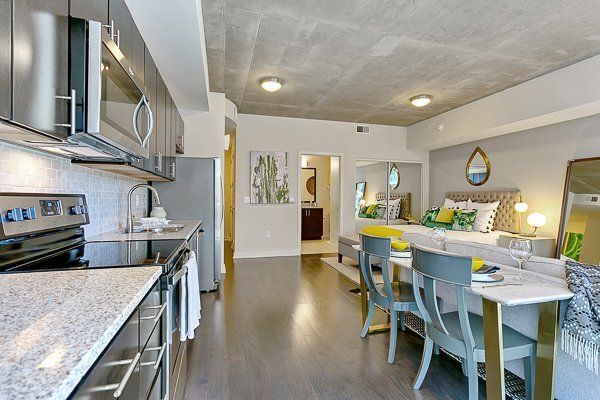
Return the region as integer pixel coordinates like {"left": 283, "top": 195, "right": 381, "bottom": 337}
{"left": 0, "top": 266, "right": 162, "bottom": 400}
{"left": 87, "top": 219, "right": 202, "bottom": 242}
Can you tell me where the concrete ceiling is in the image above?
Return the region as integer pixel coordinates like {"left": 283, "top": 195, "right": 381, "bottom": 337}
{"left": 202, "top": 0, "right": 600, "bottom": 126}
{"left": 571, "top": 160, "right": 600, "bottom": 194}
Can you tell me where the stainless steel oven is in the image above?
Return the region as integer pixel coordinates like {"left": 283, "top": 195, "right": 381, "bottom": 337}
{"left": 69, "top": 17, "right": 153, "bottom": 160}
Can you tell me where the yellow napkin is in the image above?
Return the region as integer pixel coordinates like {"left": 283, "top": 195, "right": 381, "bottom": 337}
{"left": 472, "top": 257, "right": 484, "bottom": 272}
{"left": 391, "top": 240, "right": 409, "bottom": 252}
{"left": 360, "top": 226, "right": 404, "bottom": 239}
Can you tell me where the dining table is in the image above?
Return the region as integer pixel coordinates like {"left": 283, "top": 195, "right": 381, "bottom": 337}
{"left": 352, "top": 244, "right": 573, "bottom": 400}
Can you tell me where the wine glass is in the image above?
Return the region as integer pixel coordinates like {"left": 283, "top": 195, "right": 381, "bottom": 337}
{"left": 509, "top": 238, "right": 532, "bottom": 280}
{"left": 431, "top": 227, "right": 447, "bottom": 249}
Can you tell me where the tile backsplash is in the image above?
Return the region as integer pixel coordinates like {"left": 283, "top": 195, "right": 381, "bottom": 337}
{"left": 0, "top": 142, "right": 148, "bottom": 238}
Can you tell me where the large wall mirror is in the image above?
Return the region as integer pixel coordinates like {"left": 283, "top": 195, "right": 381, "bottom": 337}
{"left": 301, "top": 167, "right": 317, "bottom": 202}
{"left": 557, "top": 157, "right": 600, "bottom": 262}
{"left": 466, "top": 146, "right": 491, "bottom": 186}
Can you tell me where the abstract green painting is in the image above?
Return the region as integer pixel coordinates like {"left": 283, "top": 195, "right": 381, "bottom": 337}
{"left": 250, "top": 151, "right": 290, "bottom": 204}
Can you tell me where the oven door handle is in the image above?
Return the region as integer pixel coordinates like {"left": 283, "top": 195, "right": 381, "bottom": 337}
{"left": 170, "top": 265, "right": 188, "bottom": 286}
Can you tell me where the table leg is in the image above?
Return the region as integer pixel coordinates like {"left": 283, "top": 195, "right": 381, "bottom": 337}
{"left": 534, "top": 301, "right": 559, "bottom": 400}
{"left": 483, "top": 298, "right": 505, "bottom": 400}
{"left": 360, "top": 271, "right": 368, "bottom": 323}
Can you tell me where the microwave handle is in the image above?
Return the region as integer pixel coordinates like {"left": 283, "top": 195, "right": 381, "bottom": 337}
{"left": 132, "top": 97, "right": 144, "bottom": 145}
{"left": 141, "top": 96, "right": 154, "bottom": 148}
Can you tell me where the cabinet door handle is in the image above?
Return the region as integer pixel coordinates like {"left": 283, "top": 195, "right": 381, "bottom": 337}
{"left": 141, "top": 96, "right": 154, "bottom": 147}
{"left": 155, "top": 152, "right": 162, "bottom": 172}
{"left": 140, "top": 302, "right": 167, "bottom": 323}
{"left": 103, "top": 20, "right": 116, "bottom": 41}
{"left": 113, "top": 352, "right": 140, "bottom": 397}
{"left": 115, "top": 28, "right": 121, "bottom": 48}
{"left": 54, "top": 89, "right": 76, "bottom": 135}
{"left": 169, "top": 162, "right": 176, "bottom": 178}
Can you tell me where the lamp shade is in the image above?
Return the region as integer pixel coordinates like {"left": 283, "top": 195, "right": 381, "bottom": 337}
{"left": 515, "top": 202, "right": 528, "bottom": 213}
{"left": 527, "top": 212, "right": 547, "bottom": 228}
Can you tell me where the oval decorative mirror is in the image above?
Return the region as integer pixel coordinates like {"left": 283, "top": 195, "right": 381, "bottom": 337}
{"left": 466, "top": 147, "right": 490, "bottom": 186}
{"left": 389, "top": 163, "right": 400, "bottom": 190}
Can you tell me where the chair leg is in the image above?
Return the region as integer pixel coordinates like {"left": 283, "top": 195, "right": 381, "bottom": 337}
{"left": 465, "top": 355, "right": 478, "bottom": 400}
{"left": 413, "top": 334, "right": 434, "bottom": 389}
{"left": 360, "top": 298, "right": 375, "bottom": 338}
{"left": 524, "top": 351, "right": 536, "bottom": 400}
{"left": 399, "top": 311, "right": 406, "bottom": 331}
{"left": 460, "top": 358, "right": 468, "bottom": 377}
{"left": 388, "top": 310, "right": 398, "bottom": 363}
{"left": 338, "top": 253, "right": 343, "bottom": 263}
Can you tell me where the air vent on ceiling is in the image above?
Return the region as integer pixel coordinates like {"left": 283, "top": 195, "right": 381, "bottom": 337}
{"left": 356, "top": 125, "right": 370, "bottom": 134}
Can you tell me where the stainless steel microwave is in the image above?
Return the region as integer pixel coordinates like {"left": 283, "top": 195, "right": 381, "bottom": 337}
{"left": 69, "top": 17, "right": 153, "bottom": 160}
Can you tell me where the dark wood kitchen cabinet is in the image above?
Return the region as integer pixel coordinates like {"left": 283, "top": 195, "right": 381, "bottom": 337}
{"left": 69, "top": 0, "right": 109, "bottom": 25}
{"left": 131, "top": 22, "right": 145, "bottom": 85}
{"left": 301, "top": 208, "right": 324, "bottom": 240}
{"left": 0, "top": 0, "right": 11, "bottom": 119}
{"left": 108, "top": 0, "right": 132, "bottom": 63}
{"left": 13, "top": 0, "right": 70, "bottom": 139}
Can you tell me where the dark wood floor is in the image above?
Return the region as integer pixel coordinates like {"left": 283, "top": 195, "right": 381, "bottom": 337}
{"left": 184, "top": 252, "right": 483, "bottom": 399}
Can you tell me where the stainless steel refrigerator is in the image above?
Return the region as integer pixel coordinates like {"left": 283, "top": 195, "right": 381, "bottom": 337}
{"left": 153, "top": 157, "right": 223, "bottom": 291}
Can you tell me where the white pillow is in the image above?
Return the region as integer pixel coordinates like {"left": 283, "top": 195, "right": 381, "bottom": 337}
{"left": 467, "top": 199, "right": 500, "bottom": 233}
{"left": 388, "top": 198, "right": 402, "bottom": 219}
{"left": 443, "top": 198, "right": 467, "bottom": 210}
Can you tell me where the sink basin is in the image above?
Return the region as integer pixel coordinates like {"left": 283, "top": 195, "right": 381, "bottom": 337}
{"left": 129, "top": 224, "right": 185, "bottom": 234}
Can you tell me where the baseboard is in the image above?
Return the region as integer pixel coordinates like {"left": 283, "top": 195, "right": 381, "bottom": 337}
{"left": 233, "top": 249, "right": 301, "bottom": 259}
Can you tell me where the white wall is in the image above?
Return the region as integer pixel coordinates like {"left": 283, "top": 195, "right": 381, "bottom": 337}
{"left": 408, "top": 54, "right": 600, "bottom": 151}
{"left": 429, "top": 113, "right": 600, "bottom": 238}
{"left": 235, "top": 114, "right": 428, "bottom": 258}
{"left": 182, "top": 92, "right": 225, "bottom": 159}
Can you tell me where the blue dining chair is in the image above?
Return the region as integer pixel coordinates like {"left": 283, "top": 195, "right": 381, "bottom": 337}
{"left": 410, "top": 244, "right": 537, "bottom": 400}
{"left": 358, "top": 233, "right": 419, "bottom": 363}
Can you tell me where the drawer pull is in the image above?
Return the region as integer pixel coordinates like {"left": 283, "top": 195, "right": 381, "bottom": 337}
{"left": 113, "top": 352, "right": 141, "bottom": 398}
{"left": 139, "top": 342, "right": 167, "bottom": 370}
{"left": 140, "top": 302, "right": 167, "bottom": 323}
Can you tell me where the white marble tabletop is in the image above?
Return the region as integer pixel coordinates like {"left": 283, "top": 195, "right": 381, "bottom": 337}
{"left": 0, "top": 266, "right": 162, "bottom": 400}
{"left": 88, "top": 219, "right": 202, "bottom": 242}
{"left": 350, "top": 244, "right": 573, "bottom": 306}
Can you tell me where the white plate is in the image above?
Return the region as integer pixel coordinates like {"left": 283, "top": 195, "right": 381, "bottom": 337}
{"left": 472, "top": 273, "right": 504, "bottom": 283}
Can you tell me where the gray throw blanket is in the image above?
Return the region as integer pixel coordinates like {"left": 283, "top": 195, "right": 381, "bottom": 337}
{"left": 562, "top": 259, "right": 600, "bottom": 374}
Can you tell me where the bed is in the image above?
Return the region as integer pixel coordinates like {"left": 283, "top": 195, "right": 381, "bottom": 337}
{"left": 340, "top": 190, "right": 522, "bottom": 262}
{"left": 354, "top": 192, "right": 411, "bottom": 231}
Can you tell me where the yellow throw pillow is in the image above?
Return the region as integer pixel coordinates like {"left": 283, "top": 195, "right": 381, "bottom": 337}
{"left": 434, "top": 207, "right": 455, "bottom": 224}
{"left": 360, "top": 226, "right": 404, "bottom": 239}
{"left": 366, "top": 204, "right": 378, "bottom": 215}
{"left": 391, "top": 240, "right": 409, "bottom": 252}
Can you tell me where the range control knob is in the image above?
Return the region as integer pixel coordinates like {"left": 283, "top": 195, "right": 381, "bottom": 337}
{"left": 22, "top": 207, "right": 37, "bottom": 220}
{"left": 69, "top": 205, "right": 83, "bottom": 215}
{"left": 6, "top": 208, "right": 24, "bottom": 222}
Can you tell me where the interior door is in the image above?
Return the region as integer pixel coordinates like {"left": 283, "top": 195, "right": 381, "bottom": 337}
{"left": 0, "top": 0, "right": 11, "bottom": 119}
{"left": 13, "top": 0, "right": 70, "bottom": 139}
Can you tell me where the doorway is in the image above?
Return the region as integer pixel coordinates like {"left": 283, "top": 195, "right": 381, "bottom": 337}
{"left": 224, "top": 130, "right": 236, "bottom": 267}
{"left": 299, "top": 154, "right": 341, "bottom": 255}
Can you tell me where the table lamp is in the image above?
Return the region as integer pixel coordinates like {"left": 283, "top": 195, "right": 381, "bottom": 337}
{"left": 523, "top": 212, "right": 546, "bottom": 237}
{"left": 515, "top": 202, "right": 528, "bottom": 234}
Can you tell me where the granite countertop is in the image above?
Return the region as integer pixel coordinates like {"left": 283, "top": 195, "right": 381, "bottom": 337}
{"left": 88, "top": 219, "right": 202, "bottom": 242}
{"left": 0, "top": 266, "right": 162, "bottom": 400}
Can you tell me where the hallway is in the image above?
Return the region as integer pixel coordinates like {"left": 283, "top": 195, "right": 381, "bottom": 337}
{"left": 184, "top": 254, "right": 482, "bottom": 399}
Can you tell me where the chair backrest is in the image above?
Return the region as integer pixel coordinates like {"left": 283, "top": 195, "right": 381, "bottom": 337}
{"left": 411, "top": 244, "right": 476, "bottom": 350}
{"left": 359, "top": 233, "right": 393, "bottom": 303}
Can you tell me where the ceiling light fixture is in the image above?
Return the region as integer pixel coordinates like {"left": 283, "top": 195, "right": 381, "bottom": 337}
{"left": 261, "top": 77, "right": 282, "bottom": 92}
{"left": 410, "top": 94, "right": 432, "bottom": 107}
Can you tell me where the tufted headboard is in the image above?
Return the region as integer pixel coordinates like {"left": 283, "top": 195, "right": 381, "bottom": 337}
{"left": 445, "top": 190, "right": 521, "bottom": 233}
{"left": 375, "top": 192, "right": 411, "bottom": 219}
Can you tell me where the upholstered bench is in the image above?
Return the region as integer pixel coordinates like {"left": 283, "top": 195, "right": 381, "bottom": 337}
{"left": 338, "top": 234, "right": 359, "bottom": 263}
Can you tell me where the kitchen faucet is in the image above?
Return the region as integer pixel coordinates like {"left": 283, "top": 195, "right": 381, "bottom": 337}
{"left": 125, "top": 184, "right": 161, "bottom": 233}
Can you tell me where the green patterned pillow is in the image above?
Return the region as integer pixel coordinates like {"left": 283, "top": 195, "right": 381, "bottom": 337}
{"left": 452, "top": 209, "right": 477, "bottom": 232}
{"left": 420, "top": 208, "right": 439, "bottom": 225}
{"left": 359, "top": 205, "right": 369, "bottom": 214}
{"left": 423, "top": 220, "right": 453, "bottom": 229}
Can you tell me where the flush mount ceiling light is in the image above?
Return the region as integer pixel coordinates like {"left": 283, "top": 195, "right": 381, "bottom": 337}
{"left": 410, "top": 94, "right": 432, "bottom": 107}
{"left": 260, "top": 77, "right": 282, "bottom": 92}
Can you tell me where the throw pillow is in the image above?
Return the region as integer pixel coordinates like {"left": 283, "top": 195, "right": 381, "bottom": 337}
{"left": 358, "top": 212, "right": 374, "bottom": 219}
{"left": 366, "top": 204, "right": 378, "bottom": 215}
{"left": 420, "top": 207, "right": 439, "bottom": 225}
{"left": 423, "top": 220, "right": 453, "bottom": 229}
{"left": 443, "top": 198, "right": 467, "bottom": 210}
{"left": 452, "top": 209, "right": 478, "bottom": 232}
{"left": 359, "top": 205, "right": 369, "bottom": 214}
{"left": 434, "top": 207, "right": 455, "bottom": 224}
{"left": 467, "top": 199, "right": 500, "bottom": 233}
{"left": 388, "top": 198, "right": 402, "bottom": 219}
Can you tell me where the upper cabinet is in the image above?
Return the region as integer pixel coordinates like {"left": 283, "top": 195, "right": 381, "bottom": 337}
{"left": 13, "top": 0, "right": 71, "bottom": 139}
{"left": 69, "top": 0, "right": 108, "bottom": 25}
{"left": 0, "top": 0, "right": 11, "bottom": 119}
{"left": 108, "top": 0, "right": 132, "bottom": 66}
{"left": 131, "top": 22, "right": 145, "bottom": 85}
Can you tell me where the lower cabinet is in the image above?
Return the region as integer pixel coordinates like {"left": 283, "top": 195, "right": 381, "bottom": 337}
{"left": 72, "top": 282, "right": 165, "bottom": 400}
{"left": 301, "top": 208, "right": 324, "bottom": 240}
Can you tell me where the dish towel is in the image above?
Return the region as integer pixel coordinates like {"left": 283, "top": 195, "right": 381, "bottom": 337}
{"left": 178, "top": 269, "right": 187, "bottom": 340}
{"left": 185, "top": 250, "right": 201, "bottom": 340}
{"left": 561, "top": 259, "right": 600, "bottom": 374}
